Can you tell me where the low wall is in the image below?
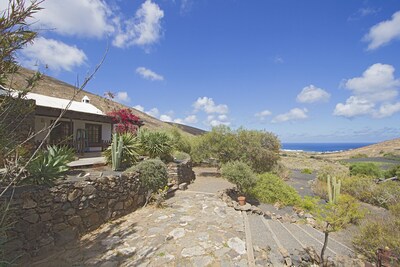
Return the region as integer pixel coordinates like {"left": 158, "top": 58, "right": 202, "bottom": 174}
{"left": 167, "top": 160, "right": 196, "bottom": 185}
{"left": 1, "top": 172, "right": 145, "bottom": 262}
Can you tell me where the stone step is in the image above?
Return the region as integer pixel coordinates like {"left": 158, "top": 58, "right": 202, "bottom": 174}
{"left": 296, "top": 223, "right": 354, "bottom": 257}
{"left": 248, "top": 214, "right": 282, "bottom": 266}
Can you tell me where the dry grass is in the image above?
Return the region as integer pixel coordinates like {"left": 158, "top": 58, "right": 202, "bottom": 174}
{"left": 280, "top": 152, "right": 348, "bottom": 173}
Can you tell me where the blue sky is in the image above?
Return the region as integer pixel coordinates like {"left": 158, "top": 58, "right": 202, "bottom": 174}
{"left": 2, "top": 0, "right": 400, "bottom": 142}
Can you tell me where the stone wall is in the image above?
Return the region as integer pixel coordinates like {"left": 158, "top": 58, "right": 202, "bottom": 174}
{"left": 1, "top": 172, "right": 146, "bottom": 262}
{"left": 167, "top": 160, "right": 196, "bottom": 186}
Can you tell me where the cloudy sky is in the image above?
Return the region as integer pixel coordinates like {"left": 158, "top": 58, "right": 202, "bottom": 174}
{"left": 1, "top": 0, "right": 400, "bottom": 142}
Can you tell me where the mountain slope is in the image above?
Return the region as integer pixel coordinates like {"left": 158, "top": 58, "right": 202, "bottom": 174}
{"left": 5, "top": 68, "right": 199, "bottom": 133}
{"left": 322, "top": 138, "right": 400, "bottom": 159}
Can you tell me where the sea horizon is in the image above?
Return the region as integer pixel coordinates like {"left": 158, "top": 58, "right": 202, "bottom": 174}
{"left": 281, "top": 142, "right": 375, "bottom": 153}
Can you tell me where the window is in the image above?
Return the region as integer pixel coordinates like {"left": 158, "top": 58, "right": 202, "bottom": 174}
{"left": 85, "top": 124, "right": 102, "bottom": 144}
{"left": 50, "top": 120, "right": 73, "bottom": 145}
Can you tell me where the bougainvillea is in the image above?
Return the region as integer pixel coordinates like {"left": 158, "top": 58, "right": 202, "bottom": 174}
{"left": 107, "top": 108, "right": 142, "bottom": 134}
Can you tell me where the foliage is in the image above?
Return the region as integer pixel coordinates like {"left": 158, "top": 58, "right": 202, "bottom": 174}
{"left": 349, "top": 162, "right": 382, "bottom": 177}
{"left": 221, "top": 161, "right": 257, "bottom": 194}
{"left": 249, "top": 172, "right": 301, "bottom": 206}
{"left": 138, "top": 129, "right": 173, "bottom": 161}
{"left": 327, "top": 175, "right": 341, "bottom": 204}
{"left": 25, "top": 145, "right": 74, "bottom": 186}
{"left": 298, "top": 196, "right": 320, "bottom": 212}
{"left": 301, "top": 168, "right": 313, "bottom": 174}
{"left": 107, "top": 108, "right": 141, "bottom": 134}
{"left": 104, "top": 133, "right": 140, "bottom": 169}
{"left": 191, "top": 126, "right": 280, "bottom": 173}
{"left": 167, "top": 127, "right": 192, "bottom": 154}
{"left": 173, "top": 151, "right": 190, "bottom": 162}
{"left": 353, "top": 203, "right": 400, "bottom": 261}
{"left": 342, "top": 174, "right": 400, "bottom": 209}
{"left": 271, "top": 162, "right": 291, "bottom": 180}
{"left": 314, "top": 194, "right": 364, "bottom": 262}
{"left": 384, "top": 164, "right": 400, "bottom": 178}
{"left": 110, "top": 133, "right": 123, "bottom": 171}
{"left": 317, "top": 165, "right": 348, "bottom": 183}
{"left": 129, "top": 159, "right": 168, "bottom": 204}
{"left": 0, "top": 0, "right": 42, "bottom": 86}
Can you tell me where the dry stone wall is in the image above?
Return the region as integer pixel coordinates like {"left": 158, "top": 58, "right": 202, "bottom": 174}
{"left": 167, "top": 160, "right": 196, "bottom": 186}
{"left": 1, "top": 172, "right": 146, "bottom": 262}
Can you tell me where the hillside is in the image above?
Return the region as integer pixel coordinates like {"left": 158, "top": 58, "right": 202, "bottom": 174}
{"left": 167, "top": 122, "right": 207, "bottom": 135}
{"left": 5, "top": 68, "right": 201, "bottom": 134}
{"left": 321, "top": 138, "right": 400, "bottom": 160}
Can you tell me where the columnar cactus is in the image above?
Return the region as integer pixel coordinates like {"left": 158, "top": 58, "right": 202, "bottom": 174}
{"left": 327, "top": 175, "right": 341, "bottom": 204}
{"left": 111, "top": 133, "right": 123, "bottom": 171}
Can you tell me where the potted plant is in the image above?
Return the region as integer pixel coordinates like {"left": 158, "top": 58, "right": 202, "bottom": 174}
{"left": 221, "top": 161, "right": 257, "bottom": 205}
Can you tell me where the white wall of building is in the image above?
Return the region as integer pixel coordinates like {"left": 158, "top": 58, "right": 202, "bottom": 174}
{"left": 34, "top": 115, "right": 112, "bottom": 151}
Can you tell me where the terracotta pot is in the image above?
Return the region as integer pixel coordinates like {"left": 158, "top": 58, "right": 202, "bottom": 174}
{"left": 238, "top": 196, "right": 246, "bottom": 206}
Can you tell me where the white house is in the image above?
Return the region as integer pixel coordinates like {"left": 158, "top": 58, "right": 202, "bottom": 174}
{"left": 26, "top": 92, "right": 113, "bottom": 152}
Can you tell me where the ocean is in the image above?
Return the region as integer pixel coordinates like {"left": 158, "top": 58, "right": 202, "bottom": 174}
{"left": 281, "top": 143, "right": 374, "bottom": 153}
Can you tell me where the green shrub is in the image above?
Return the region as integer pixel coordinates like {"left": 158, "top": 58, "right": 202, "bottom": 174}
{"left": 173, "top": 151, "right": 190, "bottom": 162}
{"left": 221, "top": 161, "right": 257, "bottom": 193}
{"left": 167, "top": 127, "right": 192, "bottom": 154}
{"left": 190, "top": 126, "right": 280, "bottom": 173}
{"left": 138, "top": 129, "right": 173, "bottom": 161}
{"left": 301, "top": 168, "right": 313, "bottom": 174}
{"left": 298, "top": 196, "right": 320, "bottom": 212}
{"left": 342, "top": 174, "right": 400, "bottom": 209}
{"left": 353, "top": 203, "right": 400, "bottom": 261}
{"left": 129, "top": 159, "right": 168, "bottom": 194}
{"left": 104, "top": 133, "right": 140, "bottom": 169}
{"left": 349, "top": 162, "right": 382, "bottom": 177}
{"left": 249, "top": 173, "right": 301, "bottom": 207}
{"left": 26, "top": 145, "right": 75, "bottom": 186}
{"left": 384, "top": 164, "right": 400, "bottom": 178}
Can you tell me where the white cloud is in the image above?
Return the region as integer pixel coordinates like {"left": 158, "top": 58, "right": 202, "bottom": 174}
{"left": 115, "top": 91, "right": 131, "bottom": 103}
{"left": 20, "top": 37, "right": 87, "bottom": 71}
{"left": 296, "top": 85, "right": 330, "bottom": 103}
{"left": 272, "top": 108, "right": 308, "bottom": 123}
{"left": 334, "top": 63, "right": 400, "bottom": 118}
{"left": 274, "top": 56, "right": 284, "bottom": 64}
{"left": 333, "top": 96, "right": 375, "bottom": 118}
{"left": 160, "top": 114, "right": 172, "bottom": 122}
{"left": 183, "top": 115, "right": 198, "bottom": 124}
{"left": 146, "top": 107, "right": 159, "bottom": 117}
{"left": 344, "top": 63, "right": 400, "bottom": 102}
{"left": 113, "top": 0, "right": 164, "bottom": 48}
{"left": 374, "top": 102, "right": 400, "bottom": 118}
{"left": 136, "top": 67, "right": 164, "bottom": 81}
{"left": 133, "top": 105, "right": 145, "bottom": 112}
{"left": 32, "top": 0, "right": 114, "bottom": 38}
{"left": 255, "top": 110, "right": 272, "bottom": 121}
{"left": 205, "top": 114, "right": 230, "bottom": 127}
{"left": 364, "top": 11, "right": 400, "bottom": 50}
{"left": 193, "top": 97, "right": 229, "bottom": 114}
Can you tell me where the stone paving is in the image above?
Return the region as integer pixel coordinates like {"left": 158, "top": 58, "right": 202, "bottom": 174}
{"left": 34, "top": 189, "right": 248, "bottom": 266}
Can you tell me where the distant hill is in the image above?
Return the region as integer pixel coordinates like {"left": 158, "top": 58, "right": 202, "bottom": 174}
{"left": 167, "top": 122, "right": 207, "bottom": 136}
{"left": 322, "top": 138, "right": 400, "bottom": 159}
{"left": 5, "top": 68, "right": 204, "bottom": 135}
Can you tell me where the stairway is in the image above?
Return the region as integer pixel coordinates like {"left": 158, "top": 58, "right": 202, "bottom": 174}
{"left": 247, "top": 214, "right": 354, "bottom": 266}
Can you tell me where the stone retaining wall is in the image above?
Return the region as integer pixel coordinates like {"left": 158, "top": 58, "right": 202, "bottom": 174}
{"left": 167, "top": 160, "right": 196, "bottom": 186}
{"left": 1, "top": 172, "right": 146, "bottom": 262}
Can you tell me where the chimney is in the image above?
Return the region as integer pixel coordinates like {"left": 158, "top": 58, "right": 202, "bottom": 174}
{"left": 82, "top": 95, "right": 90, "bottom": 104}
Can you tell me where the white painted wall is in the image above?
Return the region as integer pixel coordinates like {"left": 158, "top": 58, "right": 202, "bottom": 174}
{"left": 34, "top": 116, "right": 112, "bottom": 149}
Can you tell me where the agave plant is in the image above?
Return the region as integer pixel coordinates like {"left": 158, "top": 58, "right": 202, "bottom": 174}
{"left": 26, "top": 145, "right": 75, "bottom": 186}
{"left": 104, "top": 132, "right": 140, "bottom": 169}
{"left": 137, "top": 129, "right": 173, "bottom": 160}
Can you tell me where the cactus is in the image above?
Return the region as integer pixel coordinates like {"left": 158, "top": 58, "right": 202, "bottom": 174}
{"left": 111, "top": 133, "right": 123, "bottom": 171}
{"left": 327, "top": 175, "right": 341, "bottom": 204}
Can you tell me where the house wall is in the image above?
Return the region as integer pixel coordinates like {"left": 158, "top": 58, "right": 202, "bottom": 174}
{"left": 34, "top": 115, "right": 112, "bottom": 150}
